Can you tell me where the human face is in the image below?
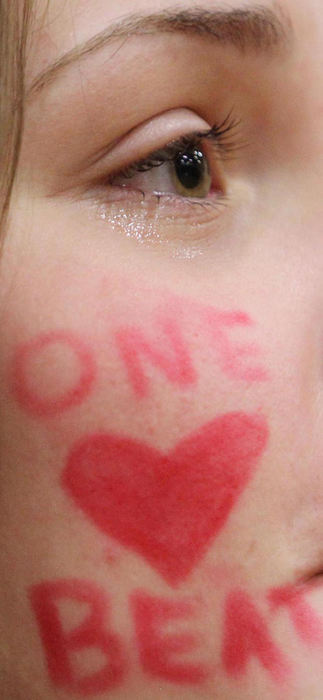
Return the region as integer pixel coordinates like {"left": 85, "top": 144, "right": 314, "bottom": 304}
{"left": 1, "top": 0, "right": 323, "bottom": 698}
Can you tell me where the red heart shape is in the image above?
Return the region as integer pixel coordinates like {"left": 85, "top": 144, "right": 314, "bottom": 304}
{"left": 62, "top": 413, "right": 268, "bottom": 585}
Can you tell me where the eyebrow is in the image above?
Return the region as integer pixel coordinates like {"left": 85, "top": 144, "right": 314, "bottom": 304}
{"left": 28, "top": 3, "right": 292, "bottom": 98}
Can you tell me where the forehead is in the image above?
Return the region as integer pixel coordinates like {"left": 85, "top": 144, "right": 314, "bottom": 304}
{"left": 28, "top": 0, "right": 279, "bottom": 81}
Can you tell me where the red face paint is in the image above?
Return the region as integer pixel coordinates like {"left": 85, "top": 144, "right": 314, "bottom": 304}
{"left": 131, "top": 591, "right": 208, "bottom": 683}
{"left": 269, "top": 585, "right": 323, "bottom": 646}
{"left": 222, "top": 589, "right": 290, "bottom": 682}
{"left": 116, "top": 316, "right": 197, "bottom": 398}
{"left": 29, "top": 579, "right": 125, "bottom": 695}
{"left": 202, "top": 308, "right": 269, "bottom": 383}
{"left": 11, "top": 331, "right": 96, "bottom": 418}
{"left": 116, "top": 306, "right": 268, "bottom": 397}
{"left": 62, "top": 412, "right": 268, "bottom": 585}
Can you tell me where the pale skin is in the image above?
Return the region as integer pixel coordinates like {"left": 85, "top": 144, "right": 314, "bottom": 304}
{"left": 0, "top": 0, "right": 323, "bottom": 697}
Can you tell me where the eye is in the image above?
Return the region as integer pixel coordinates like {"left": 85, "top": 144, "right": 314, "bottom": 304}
{"left": 172, "top": 147, "right": 211, "bottom": 198}
{"left": 89, "top": 112, "right": 242, "bottom": 252}
{"left": 111, "top": 142, "right": 214, "bottom": 201}
{"left": 105, "top": 114, "right": 240, "bottom": 205}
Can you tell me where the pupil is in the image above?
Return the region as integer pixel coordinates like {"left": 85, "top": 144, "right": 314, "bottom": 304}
{"left": 174, "top": 149, "right": 205, "bottom": 190}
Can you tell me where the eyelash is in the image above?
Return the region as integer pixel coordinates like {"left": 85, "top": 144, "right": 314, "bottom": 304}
{"left": 108, "top": 111, "right": 241, "bottom": 189}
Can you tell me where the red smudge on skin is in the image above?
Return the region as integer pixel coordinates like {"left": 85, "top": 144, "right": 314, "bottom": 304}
{"left": 29, "top": 579, "right": 125, "bottom": 695}
{"left": 131, "top": 591, "right": 208, "bottom": 683}
{"left": 269, "top": 585, "right": 323, "bottom": 646}
{"left": 203, "top": 309, "right": 269, "bottom": 383}
{"left": 222, "top": 589, "right": 290, "bottom": 682}
{"left": 11, "top": 331, "right": 96, "bottom": 418}
{"left": 62, "top": 412, "right": 268, "bottom": 586}
{"left": 116, "top": 317, "right": 197, "bottom": 398}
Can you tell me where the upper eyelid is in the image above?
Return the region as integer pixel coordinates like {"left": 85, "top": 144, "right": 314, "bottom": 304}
{"left": 109, "top": 131, "right": 212, "bottom": 180}
{"left": 74, "top": 109, "right": 214, "bottom": 181}
{"left": 106, "top": 114, "right": 242, "bottom": 182}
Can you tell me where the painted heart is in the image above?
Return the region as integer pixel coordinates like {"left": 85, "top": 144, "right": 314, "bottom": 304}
{"left": 62, "top": 412, "right": 268, "bottom": 585}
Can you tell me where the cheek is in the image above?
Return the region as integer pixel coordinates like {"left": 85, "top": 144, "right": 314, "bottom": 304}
{"left": 2, "top": 272, "right": 272, "bottom": 583}
{"left": 4, "top": 270, "right": 270, "bottom": 445}
{"left": 62, "top": 412, "right": 268, "bottom": 586}
{"left": 11, "top": 331, "right": 97, "bottom": 418}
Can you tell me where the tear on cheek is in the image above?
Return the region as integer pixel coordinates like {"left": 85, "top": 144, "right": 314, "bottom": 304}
{"left": 11, "top": 331, "right": 96, "bottom": 418}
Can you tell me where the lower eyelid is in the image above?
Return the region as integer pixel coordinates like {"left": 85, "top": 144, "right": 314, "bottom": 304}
{"left": 94, "top": 185, "right": 230, "bottom": 238}
{"left": 74, "top": 173, "right": 247, "bottom": 258}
